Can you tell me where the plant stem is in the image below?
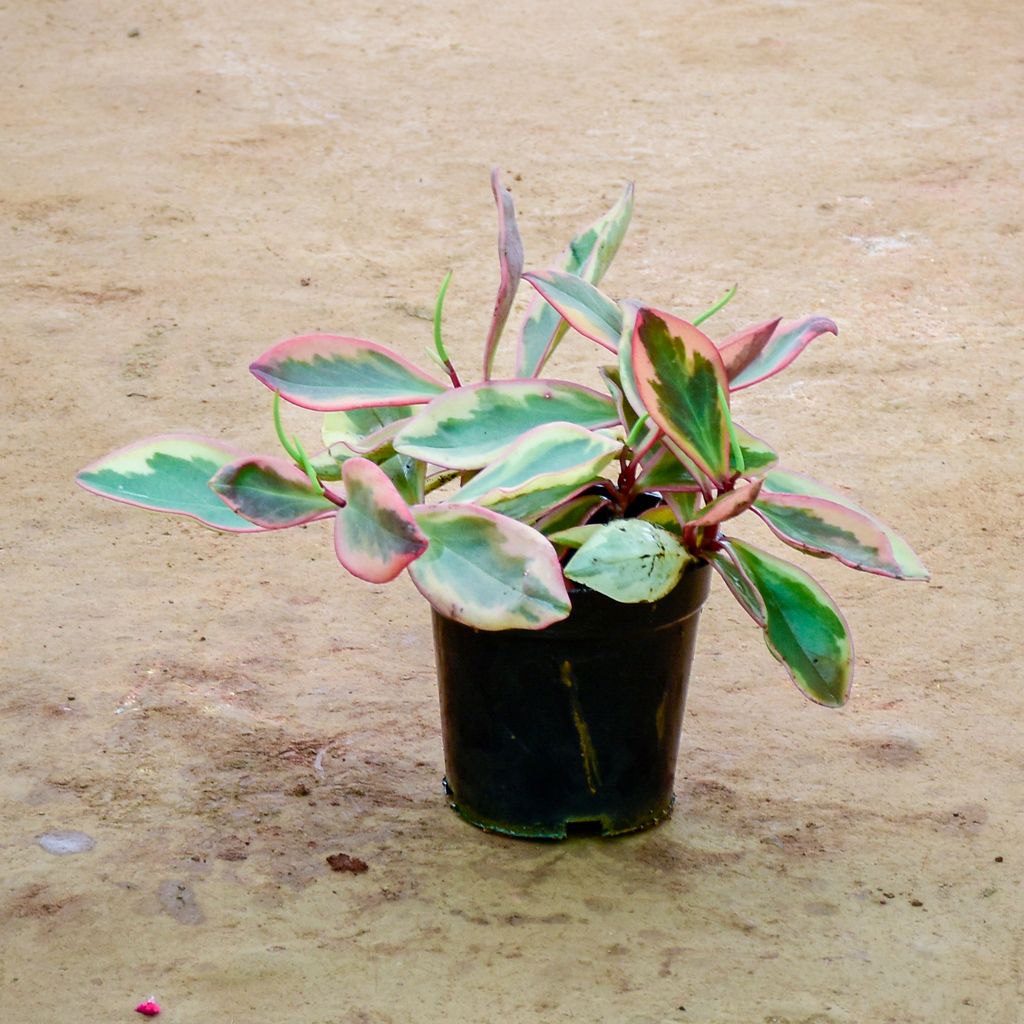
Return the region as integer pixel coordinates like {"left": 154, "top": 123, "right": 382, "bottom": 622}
{"left": 693, "top": 283, "right": 737, "bottom": 327}
{"left": 433, "top": 270, "right": 461, "bottom": 388}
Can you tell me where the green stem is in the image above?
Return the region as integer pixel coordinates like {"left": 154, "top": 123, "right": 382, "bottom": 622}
{"left": 717, "top": 382, "right": 745, "bottom": 474}
{"left": 623, "top": 412, "right": 650, "bottom": 451}
{"left": 433, "top": 270, "right": 461, "bottom": 388}
{"left": 273, "top": 391, "right": 302, "bottom": 463}
{"left": 273, "top": 391, "right": 323, "bottom": 493}
{"left": 693, "top": 284, "right": 737, "bottom": 327}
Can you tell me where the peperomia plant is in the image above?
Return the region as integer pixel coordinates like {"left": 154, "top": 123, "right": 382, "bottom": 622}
{"left": 78, "top": 170, "right": 928, "bottom": 709}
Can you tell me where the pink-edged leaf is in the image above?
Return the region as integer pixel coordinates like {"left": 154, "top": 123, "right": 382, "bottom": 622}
{"left": 730, "top": 422, "right": 778, "bottom": 475}
{"left": 715, "top": 318, "right": 781, "bottom": 380}
{"left": 522, "top": 270, "right": 622, "bottom": 351}
{"left": 719, "top": 316, "right": 838, "bottom": 391}
{"left": 77, "top": 435, "right": 265, "bottom": 533}
{"left": 408, "top": 503, "right": 571, "bottom": 631}
{"left": 482, "top": 168, "right": 525, "bottom": 380}
{"left": 516, "top": 182, "right": 634, "bottom": 377}
{"left": 250, "top": 334, "right": 447, "bottom": 412}
{"left": 688, "top": 478, "right": 763, "bottom": 531}
{"left": 709, "top": 541, "right": 767, "bottom": 627}
{"left": 329, "top": 459, "right": 427, "bottom": 584}
{"left": 754, "top": 492, "right": 907, "bottom": 578}
{"left": 761, "top": 469, "right": 929, "bottom": 580}
{"left": 210, "top": 455, "right": 336, "bottom": 529}
{"left": 631, "top": 307, "right": 731, "bottom": 484}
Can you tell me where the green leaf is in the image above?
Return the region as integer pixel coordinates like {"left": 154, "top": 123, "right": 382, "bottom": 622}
{"left": 565, "top": 520, "right": 693, "bottom": 603}
{"left": 250, "top": 334, "right": 447, "bottom": 412}
{"left": 761, "top": 470, "right": 929, "bottom": 580}
{"left": 393, "top": 379, "right": 617, "bottom": 469}
{"left": 631, "top": 307, "right": 731, "bottom": 484}
{"left": 408, "top": 504, "right": 571, "bottom": 630}
{"left": 547, "top": 524, "right": 603, "bottom": 549}
{"left": 516, "top": 182, "right": 634, "bottom": 376}
{"left": 211, "top": 455, "right": 336, "bottom": 529}
{"left": 77, "top": 435, "right": 265, "bottom": 533}
{"left": 451, "top": 421, "right": 621, "bottom": 518}
{"left": 522, "top": 270, "right": 623, "bottom": 350}
{"left": 329, "top": 459, "right": 427, "bottom": 583}
{"left": 727, "top": 538, "right": 852, "bottom": 707}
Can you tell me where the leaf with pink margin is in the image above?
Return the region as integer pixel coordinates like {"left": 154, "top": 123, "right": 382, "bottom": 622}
{"left": 516, "top": 182, "right": 634, "bottom": 377}
{"left": 688, "top": 478, "right": 763, "bottom": 531}
{"left": 482, "top": 168, "right": 525, "bottom": 380}
{"left": 250, "top": 334, "right": 447, "bottom": 412}
{"left": 329, "top": 459, "right": 428, "bottom": 584}
{"left": 522, "top": 270, "right": 622, "bottom": 351}
{"left": 719, "top": 316, "right": 838, "bottom": 391}
{"left": 760, "top": 469, "right": 929, "bottom": 580}
{"left": 77, "top": 435, "right": 265, "bottom": 533}
{"left": 631, "top": 307, "right": 731, "bottom": 484}
{"left": 726, "top": 537, "right": 852, "bottom": 707}
{"left": 210, "top": 455, "right": 336, "bottom": 529}
{"left": 408, "top": 503, "right": 571, "bottom": 631}
{"left": 709, "top": 542, "right": 766, "bottom": 627}
{"left": 755, "top": 493, "right": 903, "bottom": 578}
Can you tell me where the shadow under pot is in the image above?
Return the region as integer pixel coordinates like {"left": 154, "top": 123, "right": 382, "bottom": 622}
{"left": 431, "top": 559, "right": 712, "bottom": 839}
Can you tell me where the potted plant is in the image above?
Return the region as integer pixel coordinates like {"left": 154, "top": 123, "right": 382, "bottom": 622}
{"left": 77, "top": 170, "right": 928, "bottom": 839}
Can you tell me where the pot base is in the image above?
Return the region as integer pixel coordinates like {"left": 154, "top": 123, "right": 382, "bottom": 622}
{"left": 443, "top": 777, "right": 676, "bottom": 839}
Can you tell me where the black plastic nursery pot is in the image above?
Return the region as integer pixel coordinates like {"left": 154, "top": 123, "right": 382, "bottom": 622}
{"left": 431, "top": 560, "right": 713, "bottom": 839}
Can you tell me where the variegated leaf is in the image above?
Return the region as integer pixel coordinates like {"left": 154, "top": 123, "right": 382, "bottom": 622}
{"left": 329, "top": 459, "right": 427, "bottom": 583}
{"left": 211, "top": 455, "right": 336, "bottom": 529}
{"left": 756, "top": 493, "right": 900, "bottom": 577}
{"left": 688, "top": 478, "right": 763, "bottom": 531}
{"left": 77, "top": 435, "right": 265, "bottom": 533}
{"left": 719, "top": 316, "right": 838, "bottom": 391}
{"left": 598, "top": 363, "right": 639, "bottom": 433}
{"left": 709, "top": 542, "right": 767, "bottom": 626}
{"left": 250, "top": 334, "right": 447, "bottom": 411}
{"left": 565, "top": 519, "right": 693, "bottom": 603}
{"left": 761, "top": 469, "right": 929, "bottom": 580}
{"left": 393, "top": 379, "right": 617, "bottom": 469}
{"left": 482, "top": 168, "right": 525, "bottom": 380}
{"left": 546, "top": 524, "right": 603, "bottom": 549}
{"left": 632, "top": 307, "right": 731, "bottom": 484}
{"left": 727, "top": 538, "right": 852, "bottom": 707}
{"left": 516, "top": 182, "right": 634, "bottom": 376}
{"left": 378, "top": 452, "right": 425, "bottom": 506}
{"left": 322, "top": 405, "right": 413, "bottom": 450}
{"left": 408, "top": 503, "right": 571, "bottom": 630}
{"left": 522, "top": 270, "right": 622, "bottom": 351}
{"left": 534, "top": 493, "right": 610, "bottom": 536}
{"left": 451, "top": 421, "right": 621, "bottom": 510}
{"left": 730, "top": 423, "right": 779, "bottom": 475}
{"left": 636, "top": 442, "right": 701, "bottom": 493}
{"left": 637, "top": 504, "right": 684, "bottom": 535}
